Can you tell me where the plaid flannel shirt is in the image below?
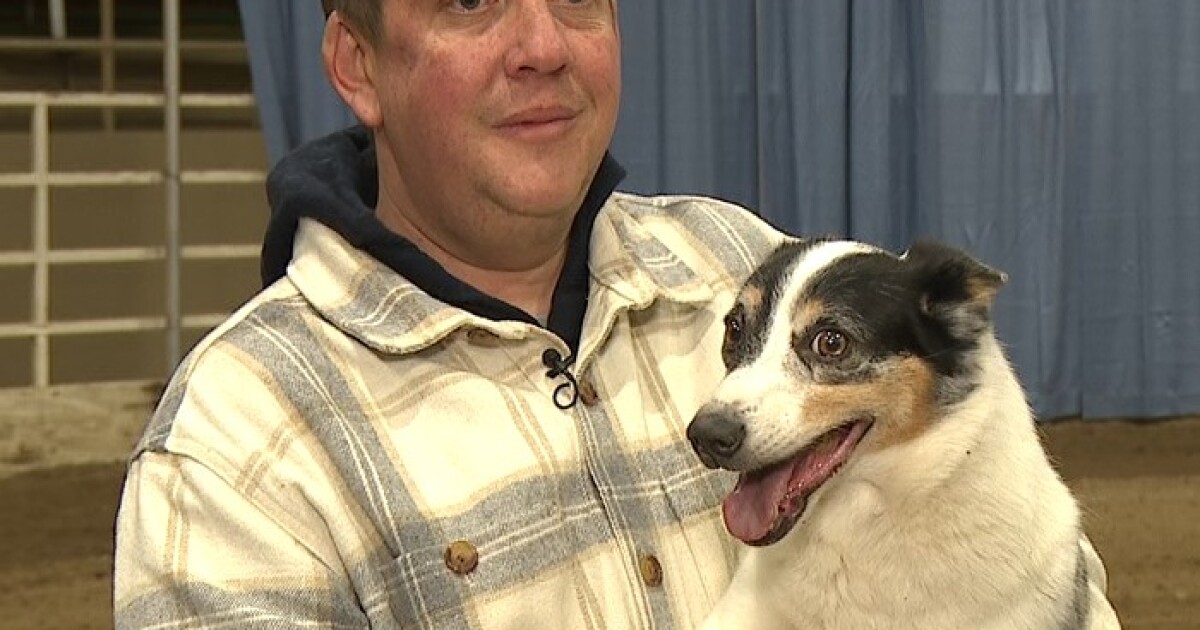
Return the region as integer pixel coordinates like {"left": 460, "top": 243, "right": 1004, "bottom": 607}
{"left": 114, "top": 192, "right": 786, "bottom": 629}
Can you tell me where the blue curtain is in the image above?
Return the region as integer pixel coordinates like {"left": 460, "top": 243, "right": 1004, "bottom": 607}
{"left": 239, "top": 1, "right": 1200, "bottom": 421}
{"left": 237, "top": 0, "right": 357, "bottom": 166}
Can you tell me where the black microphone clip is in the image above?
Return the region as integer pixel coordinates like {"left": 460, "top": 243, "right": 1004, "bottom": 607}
{"left": 541, "top": 348, "right": 579, "bottom": 410}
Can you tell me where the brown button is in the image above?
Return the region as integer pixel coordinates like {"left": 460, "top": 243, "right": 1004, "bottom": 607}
{"left": 465, "top": 328, "right": 502, "bottom": 347}
{"left": 578, "top": 378, "right": 600, "bottom": 407}
{"left": 638, "top": 553, "right": 663, "bottom": 587}
{"left": 444, "top": 540, "right": 479, "bottom": 575}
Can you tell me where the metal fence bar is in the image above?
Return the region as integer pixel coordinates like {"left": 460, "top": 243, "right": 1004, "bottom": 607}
{"left": 164, "top": 0, "right": 182, "bottom": 372}
{"left": 0, "top": 244, "right": 260, "bottom": 267}
{"left": 0, "top": 37, "right": 246, "bottom": 54}
{"left": 0, "top": 171, "right": 264, "bottom": 187}
{"left": 0, "top": 172, "right": 159, "bottom": 186}
{"left": 100, "top": 0, "right": 116, "bottom": 131}
{"left": 31, "top": 99, "right": 50, "bottom": 387}
{"left": 0, "top": 92, "right": 256, "bottom": 108}
{"left": 49, "top": 0, "right": 68, "bottom": 39}
{"left": 0, "top": 313, "right": 228, "bottom": 339}
{"left": 180, "top": 170, "right": 265, "bottom": 185}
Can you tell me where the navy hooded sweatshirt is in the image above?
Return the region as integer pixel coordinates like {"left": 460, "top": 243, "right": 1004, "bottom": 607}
{"left": 258, "top": 125, "right": 625, "bottom": 355}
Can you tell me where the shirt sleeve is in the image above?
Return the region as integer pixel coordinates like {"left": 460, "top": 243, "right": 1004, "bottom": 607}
{"left": 113, "top": 450, "right": 370, "bottom": 629}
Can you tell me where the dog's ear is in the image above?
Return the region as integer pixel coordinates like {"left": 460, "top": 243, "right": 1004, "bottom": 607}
{"left": 903, "top": 240, "right": 1007, "bottom": 339}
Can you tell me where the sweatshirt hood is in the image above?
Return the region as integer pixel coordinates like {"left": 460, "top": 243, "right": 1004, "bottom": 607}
{"left": 261, "top": 125, "right": 379, "bottom": 286}
{"left": 258, "top": 124, "right": 626, "bottom": 354}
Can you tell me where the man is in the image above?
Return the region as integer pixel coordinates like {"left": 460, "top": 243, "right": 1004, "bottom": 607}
{"left": 114, "top": 0, "right": 785, "bottom": 627}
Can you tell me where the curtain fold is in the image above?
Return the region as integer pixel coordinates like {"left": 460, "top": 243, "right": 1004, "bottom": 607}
{"left": 238, "top": 0, "right": 1200, "bottom": 420}
{"left": 1063, "top": 0, "right": 1200, "bottom": 417}
{"left": 613, "top": 2, "right": 760, "bottom": 204}
{"left": 236, "top": 0, "right": 357, "bottom": 166}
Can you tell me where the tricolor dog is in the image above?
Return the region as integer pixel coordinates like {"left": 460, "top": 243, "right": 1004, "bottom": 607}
{"left": 689, "top": 239, "right": 1119, "bottom": 629}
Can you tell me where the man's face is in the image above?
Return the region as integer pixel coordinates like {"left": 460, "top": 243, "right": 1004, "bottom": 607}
{"left": 366, "top": 0, "right": 621, "bottom": 251}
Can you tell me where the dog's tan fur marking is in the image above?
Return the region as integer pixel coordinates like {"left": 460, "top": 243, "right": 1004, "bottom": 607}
{"left": 798, "top": 356, "right": 937, "bottom": 451}
{"left": 790, "top": 298, "right": 826, "bottom": 334}
{"left": 861, "top": 357, "right": 938, "bottom": 450}
{"left": 740, "top": 284, "right": 766, "bottom": 317}
{"left": 965, "top": 274, "right": 1002, "bottom": 306}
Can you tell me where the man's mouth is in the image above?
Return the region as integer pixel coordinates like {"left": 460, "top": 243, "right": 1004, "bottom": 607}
{"left": 498, "top": 105, "right": 576, "bottom": 125}
{"left": 495, "top": 106, "right": 578, "bottom": 139}
{"left": 721, "top": 419, "right": 873, "bottom": 546}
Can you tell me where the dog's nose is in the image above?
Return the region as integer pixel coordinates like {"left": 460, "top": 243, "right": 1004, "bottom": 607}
{"left": 687, "top": 407, "right": 746, "bottom": 469}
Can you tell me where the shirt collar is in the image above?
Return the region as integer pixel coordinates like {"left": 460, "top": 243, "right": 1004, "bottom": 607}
{"left": 289, "top": 191, "right": 719, "bottom": 358}
{"left": 287, "top": 155, "right": 630, "bottom": 355}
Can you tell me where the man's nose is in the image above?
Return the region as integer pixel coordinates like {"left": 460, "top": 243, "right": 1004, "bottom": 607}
{"left": 504, "top": 2, "right": 571, "bottom": 76}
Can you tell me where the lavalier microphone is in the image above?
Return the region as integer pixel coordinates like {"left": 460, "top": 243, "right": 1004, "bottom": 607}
{"left": 541, "top": 348, "right": 579, "bottom": 410}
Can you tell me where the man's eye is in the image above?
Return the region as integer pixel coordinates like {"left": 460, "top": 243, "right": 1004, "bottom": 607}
{"left": 452, "top": 0, "right": 486, "bottom": 12}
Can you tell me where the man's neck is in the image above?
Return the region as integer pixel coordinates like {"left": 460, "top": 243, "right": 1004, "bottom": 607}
{"left": 437, "top": 247, "right": 567, "bottom": 322}
{"left": 374, "top": 199, "right": 570, "bottom": 321}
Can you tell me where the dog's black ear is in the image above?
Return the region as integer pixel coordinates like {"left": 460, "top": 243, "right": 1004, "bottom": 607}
{"left": 903, "top": 240, "right": 1007, "bottom": 339}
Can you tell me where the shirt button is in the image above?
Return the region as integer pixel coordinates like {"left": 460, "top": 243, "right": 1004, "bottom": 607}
{"left": 466, "top": 328, "right": 502, "bottom": 347}
{"left": 444, "top": 540, "right": 479, "bottom": 575}
{"left": 578, "top": 377, "right": 600, "bottom": 407}
{"left": 638, "top": 553, "right": 663, "bottom": 587}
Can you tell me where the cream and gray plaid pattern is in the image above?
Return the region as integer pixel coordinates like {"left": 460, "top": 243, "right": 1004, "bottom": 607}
{"left": 114, "top": 193, "right": 787, "bottom": 629}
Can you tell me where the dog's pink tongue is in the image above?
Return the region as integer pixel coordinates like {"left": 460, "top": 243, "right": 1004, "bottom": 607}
{"left": 722, "top": 462, "right": 794, "bottom": 544}
{"left": 721, "top": 428, "right": 854, "bottom": 544}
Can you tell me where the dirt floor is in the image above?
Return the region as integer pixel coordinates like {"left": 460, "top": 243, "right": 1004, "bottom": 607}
{"left": 0, "top": 383, "right": 1197, "bottom": 629}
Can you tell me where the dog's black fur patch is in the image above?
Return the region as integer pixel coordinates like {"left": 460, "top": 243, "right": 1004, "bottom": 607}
{"left": 721, "top": 239, "right": 826, "bottom": 371}
{"left": 723, "top": 240, "right": 1005, "bottom": 405}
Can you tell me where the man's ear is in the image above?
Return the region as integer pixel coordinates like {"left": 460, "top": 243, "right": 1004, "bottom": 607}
{"left": 322, "top": 12, "right": 382, "bottom": 127}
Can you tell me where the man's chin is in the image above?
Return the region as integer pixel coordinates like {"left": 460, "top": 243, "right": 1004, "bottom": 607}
{"left": 488, "top": 172, "right": 596, "bottom": 217}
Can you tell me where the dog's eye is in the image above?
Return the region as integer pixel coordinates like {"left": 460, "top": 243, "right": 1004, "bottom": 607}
{"left": 811, "top": 329, "right": 849, "bottom": 358}
{"left": 723, "top": 309, "right": 744, "bottom": 346}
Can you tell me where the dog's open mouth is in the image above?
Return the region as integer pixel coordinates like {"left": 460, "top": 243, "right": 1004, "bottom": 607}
{"left": 722, "top": 419, "right": 872, "bottom": 546}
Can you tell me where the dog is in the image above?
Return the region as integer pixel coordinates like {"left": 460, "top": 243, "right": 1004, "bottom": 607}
{"left": 688, "top": 238, "right": 1119, "bottom": 629}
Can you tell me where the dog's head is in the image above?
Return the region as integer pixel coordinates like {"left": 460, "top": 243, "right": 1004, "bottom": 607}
{"left": 687, "top": 238, "right": 1006, "bottom": 546}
